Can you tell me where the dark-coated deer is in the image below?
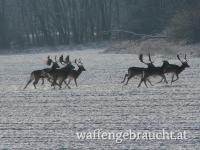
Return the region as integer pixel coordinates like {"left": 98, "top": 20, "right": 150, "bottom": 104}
{"left": 121, "top": 54, "right": 155, "bottom": 86}
{"left": 23, "top": 60, "right": 60, "bottom": 89}
{"left": 46, "top": 60, "right": 75, "bottom": 89}
{"left": 137, "top": 60, "right": 169, "bottom": 88}
{"left": 65, "top": 59, "right": 86, "bottom": 87}
{"left": 159, "top": 54, "right": 190, "bottom": 84}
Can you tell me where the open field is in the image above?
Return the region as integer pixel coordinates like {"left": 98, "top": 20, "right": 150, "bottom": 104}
{"left": 0, "top": 49, "right": 199, "bottom": 149}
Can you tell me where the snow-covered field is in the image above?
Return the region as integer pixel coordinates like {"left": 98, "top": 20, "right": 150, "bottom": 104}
{"left": 0, "top": 49, "right": 199, "bottom": 149}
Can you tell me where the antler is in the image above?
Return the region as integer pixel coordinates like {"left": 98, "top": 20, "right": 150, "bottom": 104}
{"left": 78, "top": 58, "right": 83, "bottom": 65}
{"left": 74, "top": 58, "right": 83, "bottom": 66}
{"left": 59, "top": 54, "right": 64, "bottom": 64}
{"left": 177, "top": 54, "right": 183, "bottom": 63}
{"left": 184, "top": 54, "right": 187, "bottom": 61}
{"left": 74, "top": 59, "right": 79, "bottom": 66}
{"left": 54, "top": 56, "right": 57, "bottom": 62}
{"left": 60, "top": 54, "right": 63, "bottom": 59}
{"left": 148, "top": 53, "right": 154, "bottom": 63}
{"left": 46, "top": 55, "right": 52, "bottom": 66}
{"left": 65, "top": 55, "right": 70, "bottom": 64}
{"left": 139, "top": 54, "right": 148, "bottom": 65}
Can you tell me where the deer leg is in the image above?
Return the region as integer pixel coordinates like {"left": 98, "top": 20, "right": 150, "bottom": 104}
{"left": 137, "top": 78, "right": 144, "bottom": 88}
{"left": 138, "top": 71, "right": 146, "bottom": 88}
{"left": 144, "top": 79, "right": 148, "bottom": 88}
{"left": 41, "top": 78, "right": 44, "bottom": 85}
{"left": 74, "top": 79, "right": 78, "bottom": 87}
{"left": 162, "top": 74, "right": 168, "bottom": 84}
{"left": 47, "top": 77, "right": 54, "bottom": 85}
{"left": 157, "top": 78, "right": 163, "bottom": 83}
{"left": 121, "top": 74, "right": 128, "bottom": 83}
{"left": 64, "top": 80, "right": 71, "bottom": 89}
{"left": 67, "top": 79, "right": 71, "bottom": 85}
{"left": 147, "top": 78, "right": 153, "bottom": 86}
{"left": 64, "top": 80, "right": 68, "bottom": 86}
{"left": 65, "top": 79, "right": 71, "bottom": 88}
{"left": 57, "top": 80, "right": 63, "bottom": 89}
{"left": 33, "top": 79, "right": 39, "bottom": 89}
{"left": 172, "top": 74, "right": 179, "bottom": 83}
{"left": 171, "top": 74, "right": 175, "bottom": 85}
{"left": 57, "top": 81, "right": 62, "bottom": 89}
{"left": 51, "top": 78, "right": 59, "bottom": 88}
{"left": 124, "top": 75, "right": 133, "bottom": 85}
{"left": 24, "top": 79, "right": 33, "bottom": 90}
{"left": 58, "top": 77, "right": 68, "bottom": 89}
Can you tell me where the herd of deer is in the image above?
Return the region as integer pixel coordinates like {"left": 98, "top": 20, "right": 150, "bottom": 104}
{"left": 122, "top": 54, "right": 190, "bottom": 87}
{"left": 23, "top": 53, "right": 189, "bottom": 90}
{"left": 24, "top": 55, "right": 86, "bottom": 89}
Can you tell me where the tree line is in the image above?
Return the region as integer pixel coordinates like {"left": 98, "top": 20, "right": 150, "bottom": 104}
{"left": 0, "top": 0, "right": 199, "bottom": 49}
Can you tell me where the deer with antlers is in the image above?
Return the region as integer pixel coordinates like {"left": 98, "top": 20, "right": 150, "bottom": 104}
{"left": 23, "top": 57, "right": 60, "bottom": 89}
{"left": 137, "top": 60, "right": 169, "bottom": 88}
{"left": 64, "top": 58, "right": 86, "bottom": 87}
{"left": 158, "top": 54, "right": 190, "bottom": 84}
{"left": 121, "top": 54, "right": 155, "bottom": 86}
{"left": 46, "top": 58, "right": 75, "bottom": 89}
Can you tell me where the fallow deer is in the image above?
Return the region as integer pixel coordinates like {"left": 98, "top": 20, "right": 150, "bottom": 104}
{"left": 137, "top": 60, "right": 169, "bottom": 88}
{"left": 121, "top": 54, "right": 155, "bottom": 86}
{"left": 159, "top": 54, "right": 190, "bottom": 84}
{"left": 65, "top": 59, "right": 86, "bottom": 87}
{"left": 23, "top": 60, "right": 60, "bottom": 89}
{"left": 46, "top": 60, "right": 75, "bottom": 89}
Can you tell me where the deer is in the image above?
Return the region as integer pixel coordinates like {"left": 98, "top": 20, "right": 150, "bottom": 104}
{"left": 46, "top": 60, "right": 75, "bottom": 89}
{"left": 158, "top": 54, "right": 190, "bottom": 84}
{"left": 121, "top": 54, "right": 155, "bottom": 86}
{"left": 23, "top": 58, "right": 60, "bottom": 89}
{"left": 64, "top": 58, "right": 86, "bottom": 87}
{"left": 137, "top": 60, "right": 170, "bottom": 88}
{"left": 41, "top": 55, "right": 61, "bottom": 85}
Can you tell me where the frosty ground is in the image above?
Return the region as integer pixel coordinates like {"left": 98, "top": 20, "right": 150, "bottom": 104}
{"left": 0, "top": 49, "right": 199, "bottom": 149}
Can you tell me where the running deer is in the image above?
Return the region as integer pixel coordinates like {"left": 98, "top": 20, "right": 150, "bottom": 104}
{"left": 65, "top": 58, "right": 86, "bottom": 87}
{"left": 159, "top": 54, "right": 190, "bottom": 84}
{"left": 23, "top": 59, "right": 60, "bottom": 89}
{"left": 46, "top": 60, "right": 75, "bottom": 89}
{"left": 137, "top": 60, "right": 169, "bottom": 88}
{"left": 121, "top": 54, "right": 155, "bottom": 86}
